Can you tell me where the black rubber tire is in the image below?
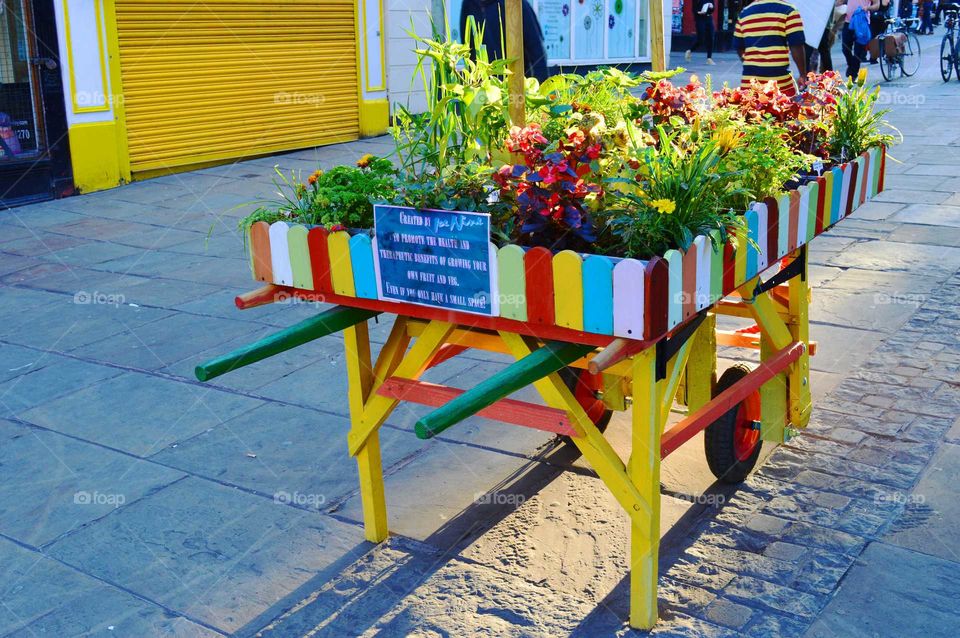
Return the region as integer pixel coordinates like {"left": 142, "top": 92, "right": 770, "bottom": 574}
{"left": 704, "top": 364, "right": 763, "bottom": 484}
{"left": 901, "top": 33, "right": 922, "bottom": 76}
{"left": 881, "top": 50, "right": 899, "bottom": 81}
{"left": 559, "top": 367, "right": 613, "bottom": 435}
{"left": 954, "top": 38, "right": 960, "bottom": 80}
{"left": 941, "top": 35, "right": 954, "bottom": 81}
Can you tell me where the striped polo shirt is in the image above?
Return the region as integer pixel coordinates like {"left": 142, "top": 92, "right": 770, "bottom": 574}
{"left": 734, "top": 0, "right": 805, "bottom": 95}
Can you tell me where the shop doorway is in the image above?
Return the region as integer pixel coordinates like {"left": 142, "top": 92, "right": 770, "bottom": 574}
{"left": 0, "top": 0, "right": 71, "bottom": 208}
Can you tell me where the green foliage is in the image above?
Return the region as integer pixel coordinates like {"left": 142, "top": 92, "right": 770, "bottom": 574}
{"left": 719, "top": 120, "right": 815, "bottom": 210}
{"left": 829, "top": 80, "right": 900, "bottom": 161}
{"left": 391, "top": 17, "right": 512, "bottom": 175}
{"left": 604, "top": 128, "right": 747, "bottom": 259}
{"left": 238, "top": 157, "right": 396, "bottom": 233}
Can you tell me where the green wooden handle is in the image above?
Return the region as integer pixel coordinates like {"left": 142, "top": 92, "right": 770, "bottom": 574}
{"left": 414, "top": 341, "right": 595, "bottom": 440}
{"left": 195, "top": 306, "right": 379, "bottom": 382}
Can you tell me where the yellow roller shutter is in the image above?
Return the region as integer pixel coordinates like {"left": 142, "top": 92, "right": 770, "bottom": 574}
{"left": 114, "top": 0, "right": 360, "bottom": 174}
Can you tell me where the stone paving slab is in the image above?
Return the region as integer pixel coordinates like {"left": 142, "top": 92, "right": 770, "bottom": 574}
{"left": 19, "top": 372, "right": 264, "bottom": 457}
{"left": 70, "top": 311, "right": 264, "bottom": 371}
{"left": 888, "top": 203, "right": 960, "bottom": 228}
{"left": 0, "top": 536, "right": 221, "bottom": 637}
{"left": 0, "top": 353, "right": 122, "bottom": 416}
{"left": 0, "top": 419, "right": 184, "bottom": 548}
{"left": 804, "top": 542, "right": 960, "bottom": 638}
{"left": 150, "top": 402, "right": 425, "bottom": 510}
{"left": 883, "top": 442, "right": 960, "bottom": 563}
{"left": 46, "top": 477, "right": 369, "bottom": 634}
{"left": 335, "top": 442, "right": 544, "bottom": 546}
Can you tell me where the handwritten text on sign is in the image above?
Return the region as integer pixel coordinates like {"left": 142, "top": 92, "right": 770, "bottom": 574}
{"left": 374, "top": 205, "right": 493, "bottom": 315}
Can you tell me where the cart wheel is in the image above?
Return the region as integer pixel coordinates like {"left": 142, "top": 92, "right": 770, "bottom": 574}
{"left": 704, "top": 364, "right": 762, "bottom": 484}
{"left": 560, "top": 367, "right": 613, "bottom": 432}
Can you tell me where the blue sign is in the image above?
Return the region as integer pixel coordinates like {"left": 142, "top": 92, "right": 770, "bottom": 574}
{"left": 373, "top": 205, "right": 494, "bottom": 316}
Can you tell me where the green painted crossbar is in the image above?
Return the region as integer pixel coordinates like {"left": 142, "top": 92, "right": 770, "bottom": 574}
{"left": 414, "top": 340, "right": 596, "bottom": 440}
{"left": 195, "top": 306, "right": 379, "bottom": 382}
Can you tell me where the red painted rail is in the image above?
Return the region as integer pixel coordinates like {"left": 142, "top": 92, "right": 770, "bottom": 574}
{"left": 660, "top": 341, "right": 806, "bottom": 459}
{"left": 377, "top": 377, "right": 577, "bottom": 437}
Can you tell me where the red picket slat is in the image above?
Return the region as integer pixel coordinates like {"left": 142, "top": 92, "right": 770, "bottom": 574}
{"left": 307, "top": 227, "right": 333, "bottom": 294}
{"left": 815, "top": 175, "right": 828, "bottom": 235}
{"left": 644, "top": 257, "right": 669, "bottom": 340}
{"left": 524, "top": 247, "right": 555, "bottom": 325}
{"left": 764, "top": 196, "right": 779, "bottom": 265}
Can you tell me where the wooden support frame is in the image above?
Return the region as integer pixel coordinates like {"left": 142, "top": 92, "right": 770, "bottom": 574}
{"left": 226, "top": 250, "right": 814, "bottom": 629}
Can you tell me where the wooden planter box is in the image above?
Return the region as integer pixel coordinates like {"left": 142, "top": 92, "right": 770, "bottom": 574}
{"left": 246, "top": 146, "right": 886, "bottom": 343}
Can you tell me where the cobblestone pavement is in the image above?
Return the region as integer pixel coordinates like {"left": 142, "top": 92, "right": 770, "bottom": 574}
{"left": 0, "top": 42, "right": 958, "bottom": 637}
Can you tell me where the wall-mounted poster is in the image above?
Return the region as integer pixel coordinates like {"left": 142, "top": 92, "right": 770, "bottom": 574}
{"left": 607, "top": 0, "right": 638, "bottom": 58}
{"left": 671, "top": 0, "right": 684, "bottom": 33}
{"left": 574, "top": 0, "right": 605, "bottom": 60}
{"left": 538, "top": 0, "right": 572, "bottom": 60}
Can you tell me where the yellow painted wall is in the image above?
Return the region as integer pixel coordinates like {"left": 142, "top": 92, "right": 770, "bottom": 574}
{"left": 67, "top": 121, "right": 124, "bottom": 193}
{"left": 359, "top": 99, "right": 389, "bottom": 137}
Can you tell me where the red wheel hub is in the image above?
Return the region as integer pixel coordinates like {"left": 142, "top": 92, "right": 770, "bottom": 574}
{"left": 733, "top": 392, "right": 762, "bottom": 462}
{"left": 573, "top": 369, "right": 606, "bottom": 425}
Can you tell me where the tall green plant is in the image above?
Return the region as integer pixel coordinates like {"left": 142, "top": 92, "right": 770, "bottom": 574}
{"left": 605, "top": 128, "right": 747, "bottom": 258}
{"left": 829, "top": 79, "right": 899, "bottom": 161}
{"left": 391, "top": 17, "right": 511, "bottom": 175}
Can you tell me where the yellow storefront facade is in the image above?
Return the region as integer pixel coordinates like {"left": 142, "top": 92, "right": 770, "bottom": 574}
{"left": 55, "top": 0, "right": 394, "bottom": 193}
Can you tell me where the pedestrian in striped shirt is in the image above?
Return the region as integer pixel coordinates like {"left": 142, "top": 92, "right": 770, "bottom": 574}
{"left": 734, "top": 0, "right": 809, "bottom": 96}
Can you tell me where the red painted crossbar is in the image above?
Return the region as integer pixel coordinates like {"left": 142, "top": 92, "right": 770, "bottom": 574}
{"left": 377, "top": 377, "right": 577, "bottom": 437}
{"left": 660, "top": 341, "right": 806, "bottom": 459}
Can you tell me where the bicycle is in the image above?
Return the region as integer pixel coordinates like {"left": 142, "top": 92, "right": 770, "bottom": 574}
{"left": 878, "top": 16, "right": 922, "bottom": 80}
{"left": 940, "top": 4, "right": 960, "bottom": 81}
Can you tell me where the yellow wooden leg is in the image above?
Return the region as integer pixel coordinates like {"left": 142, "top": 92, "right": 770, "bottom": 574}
{"left": 658, "top": 339, "right": 694, "bottom": 427}
{"left": 629, "top": 346, "right": 662, "bottom": 629}
{"left": 343, "top": 322, "right": 389, "bottom": 542}
{"left": 497, "top": 331, "right": 653, "bottom": 530}
{"left": 347, "top": 320, "right": 455, "bottom": 456}
{"left": 684, "top": 313, "right": 717, "bottom": 413}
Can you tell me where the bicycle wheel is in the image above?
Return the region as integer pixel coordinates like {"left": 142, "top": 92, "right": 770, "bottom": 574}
{"left": 881, "top": 51, "right": 899, "bottom": 81}
{"left": 901, "top": 33, "right": 922, "bottom": 76}
{"left": 954, "top": 37, "right": 960, "bottom": 80}
{"left": 943, "top": 35, "right": 955, "bottom": 81}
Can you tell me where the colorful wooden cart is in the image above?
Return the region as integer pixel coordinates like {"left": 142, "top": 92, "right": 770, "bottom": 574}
{"left": 197, "top": 147, "right": 886, "bottom": 629}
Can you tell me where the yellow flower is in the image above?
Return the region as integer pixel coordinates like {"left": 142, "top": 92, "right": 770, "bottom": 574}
{"left": 612, "top": 121, "right": 630, "bottom": 148}
{"left": 307, "top": 169, "right": 323, "bottom": 185}
{"left": 857, "top": 68, "right": 868, "bottom": 86}
{"left": 713, "top": 126, "right": 740, "bottom": 154}
{"left": 356, "top": 153, "right": 374, "bottom": 168}
{"left": 650, "top": 198, "right": 676, "bottom": 215}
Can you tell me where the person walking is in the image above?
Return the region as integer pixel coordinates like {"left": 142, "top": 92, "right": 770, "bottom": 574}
{"left": 734, "top": 0, "right": 808, "bottom": 95}
{"left": 686, "top": 0, "right": 717, "bottom": 65}
{"left": 869, "top": 0, "right": 892, "bottom": 62}
{"left": 920, "top": 0, "right": 936, "bottom": 32}
{"left": 460, "top": 0, "right": 549, "bottom": 82}
{"left": 842, "top": 0, "right": 881, "bottom": 78}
